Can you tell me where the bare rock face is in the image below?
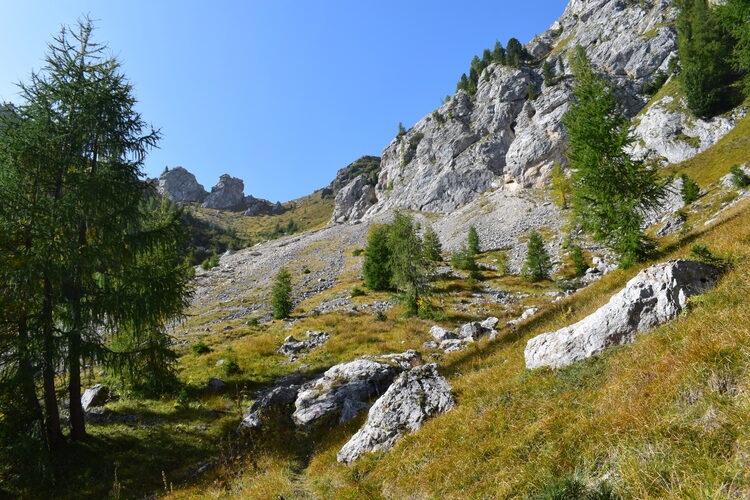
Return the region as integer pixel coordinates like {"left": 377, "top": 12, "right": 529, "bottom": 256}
{"left": 524, "top": 260, "right": 719, "bottom": 370}
{"left": 202, "top": 174, "right": 245, "bottom": 210}
{"left": 157, "top": 167, "right": 207, "bottom": 203}
{"left": 631, "top": 93, "right": 747, "bottom": 164}
{"left": 292, "top": 350, "right": 421, "bottom": 426}
{"left": 333, "top": 0, "right": 680, "bottom": 222}
{"left": 337, "top": 363, "right": 454, "bottom": 464}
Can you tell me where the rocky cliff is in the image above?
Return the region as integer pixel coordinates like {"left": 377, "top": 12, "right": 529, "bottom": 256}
{"left": 332, "top": 0, "right": 744, "bottom": 222}
{"left": 157, "top": 166, "right": 208, "bottom": 203}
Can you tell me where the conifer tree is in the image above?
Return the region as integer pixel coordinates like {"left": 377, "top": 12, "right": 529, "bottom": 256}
{"left": 363, "top": 225, "right": 392, "bottom": 290}
{"left": 388, "top": 212, "right": 429, "bottom": 316}
{"left": 681, "top": 174, "right": 701, "bottom": 204}
{"left": 507, "top": 38, "right": 524, "bottom": 67}
{"left": 718, "top": 0, "right": 750, "bottom": 94}
{"left": 422, "top": 226, "right": 443, "bottom": 261}
{"left": 468, "top": 226, "right": 480, "bottom": 256}
{"left": 570, "top": 244, "right": 589, "bottom": 277}
{"left": 551, "top": 162, "right": 572, "bottom": 209}
{"left": 563, "top": 47, "right": 666, "bottom": 267}
{"left": 457, "top": 73, "right": 469, "bottom": 92}
{"left": 543, "top": 60, "right": 555, "bottom": 85}
{"left": 397, "top": 122, "right": 406, "bottom": 139}
{"left": 271, "top": 268, "right": 293, "bottom": 319}
{"left": 522, "top": 231, "right": 552, "bottom": 282}
{"left": 492, "top": 40, "right": 507, "bottom": 64}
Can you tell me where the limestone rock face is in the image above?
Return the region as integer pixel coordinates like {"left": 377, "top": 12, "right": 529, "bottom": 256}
{"left": 202, "top": 174, "right": 245, "bottom": 210}
{"left": 524, "top": 260, "right": 719, "bottom": 370}
{"left": 157, "top": 167, "right": 207, "bottom": 203}
{"left": 292, "top": 350, "right": 421, "bottom": 426}
{"left": 81, "top": 384, "right": 109, "bottom": 411}
{"left": 631, "top": 93, "right": 747, "bottom": 164}
{"left": 333, "top": 0, "right": 680, "bottom": 221}
{"left": 336, "top": 363, "right": 454, "bottom": 464}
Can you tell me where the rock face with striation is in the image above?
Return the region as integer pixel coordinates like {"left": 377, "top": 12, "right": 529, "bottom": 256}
{"left": 333, "top": 0, "right": 682, "bottom": 222}
{"left": 202, "top": 174, "right": 245, "bottom": 210}
{"left": 157, "top": 167, "right": 207, "bottom": 203}
{"left": 337, "top": 363, "right": 454, "bottom": 463}
{"left": 292, "top": 350, "right": 421, "bottom": 426}
{"left": 524, "top": 260, "right": 719, "bottom": 370}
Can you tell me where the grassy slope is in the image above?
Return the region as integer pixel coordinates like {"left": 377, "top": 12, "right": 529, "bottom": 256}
{"left": 191, "top": 190, "right": 334, "bottom": 243}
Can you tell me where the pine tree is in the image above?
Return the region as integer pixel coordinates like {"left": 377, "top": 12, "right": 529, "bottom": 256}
{"left": 388, "top": 212, "right": 429, "bottom": 316}
{"left": 543, "top": 60, "right": 555, "bottom": 85}
{"left": 397, "top": 122, "right": 407, "bottom": 139}
{"left": 563, "top": 47, "right": 666, "bottom": 267}
{"left": 507, "top": 38, "right": 524, "bottom": 68}
{"left": 271, "top": 268, "right": 293, "bottom": 319}
{"left": 522, "top": 231, "right": 553, "bottom": 282}
{"left": 468, "top": 226, "right": 480, "bottom": 256}
{"left": 570, "top": 244, "right": 589, "bottom": 276}
{"left": 681, "top": 173, "right": 701, "bottom": 204}
{"left": 677, "top": 0, "right": 733, "bottom": 118}
{"left": 422, "top": 226, "right": 443, "bottom": 261}
{"left": 363, "top": 225, "right": 392, "bottom": 290}
{"left": 457, "top": 73, "right": 469, "bottom": 92}
{"left": 492, "top": 40, "right": 507, "bottom": 64}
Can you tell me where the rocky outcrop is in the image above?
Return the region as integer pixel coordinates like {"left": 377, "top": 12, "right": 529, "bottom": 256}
{"left": 525, "top": 260, "right": 719, "bottom": 370}
{"left": 81, "top": 384, "right": 109, "bottom": 411}
{"left": 244, "top": 195, "right": 286, "bottom": 217}
{"left": 337, "top": 363, "right": 454, "bottom": 463}
{"left": 157, "top": 167, "right": 207, "bottom": 203}
{"left": 202, "top": 174, "right": 245, "bottom": 210}
{"left": 631, "top": 92, "right": 747, "bottom": 164}
{"left": 292, "top": 350, "right": 421, "bottom": 426}
{"left": 278, "top": 330, "right": 329, "bottom": 361}
{"left": 333, "top": 0, "right": 680, "bottom": 222}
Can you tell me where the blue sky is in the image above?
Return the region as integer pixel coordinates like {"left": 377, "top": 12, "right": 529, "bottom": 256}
{"left": 1, "top": 1, "right": 567, "bottom": 202}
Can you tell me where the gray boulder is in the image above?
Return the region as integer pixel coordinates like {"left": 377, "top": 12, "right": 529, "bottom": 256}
{"left": 337, "top": 363, "right": 455, "bottom": 463}
{"left": 207, "top": 378, "right": 226, "bottom": 392}
{"left": 525, "top": 260, "right": 719, "bottom": 370}
{"left": 238, "top": 375, "right": 304, "bottom": 431}
{"left": 81, "top": 384, "right": 109, "bottom": 411}
{"left": 429, "top": 325, "right": 458, "bottom": 342}
{"left": 292, "top": 350, "right": 421, "bottom": 426}
{"left": 202, "top": 174, "right": 245, "bottom": 210}
{"left": 157, "top": 166, "right": 207, "bottom": 203}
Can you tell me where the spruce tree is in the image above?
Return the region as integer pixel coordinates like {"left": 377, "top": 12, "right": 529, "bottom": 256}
{"left": 492, "top": 40, "right": 507, "bottom": 64}
{"left": 522, "top": 231, "right": 553, "bottom": 282}
{"left": 570, "top": 244, "right": 589, "bottom": 276}
{"left": 507, "top": 38, "right": 524, "bottom": 68}
{"left": 363, "top": 225, "right": 392, "bottom": 290}
{"left": 271, "top": 268, "right": 293, "bottom": 319}
{"left": 563, "top": 47, "right": 666, "bottom": 267}
{"left": 468, "top": 226, "right": 480, "bottom": 256}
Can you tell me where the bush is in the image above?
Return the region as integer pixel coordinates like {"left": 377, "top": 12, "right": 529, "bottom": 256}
{"left": 200, "top": 254, "right": 219, "bottom": 270}
{"left": 730, "top": 165, "right": 750, "bottom": 188}
{"left": 681, "top": 173, "right": 701, "bottom": 204}
{"left": 522, "top": 231, "right": 552, "bottom": 282}
{"left": 303, "top": 267, "right": 311, "bottom": 274}
{"left": 221, "top": 359, "right": 241, "bottom": 377}
{"left": 271, "top": 268, "right": 293, "bottom": 319}
{"left": 351, "top": 287, "right": 366, "bottom": 297}
{"left": 191, "top": 342, "right": 211, "bottom": 354}
{"left": 375, "top": 311, "right": 387, "bottom": 322}
{"left": 352, "top": 248, "right": 364, "bottom": 256}
{"left": 451, "top": 246, "right": 481, "bottom": 280}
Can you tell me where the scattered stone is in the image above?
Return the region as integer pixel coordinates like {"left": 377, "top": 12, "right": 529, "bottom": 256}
{"left": 292, "top": 350, "right": 421, "bottom": 426}
{"left": 81, "top": 384, "right": 109, "bottom": 411}
{"left": 422, "top": 341, "right": 439, "bottom": 349}
{"left": 507, "top": 307, "right": 540, "bottom": 327}
{"left": 525, "top": 260, "right": 719, "bottom": 370}
{"left": 439, "top": 338, "right": 470, "bottom": 353}
{"left": 430, "top": 325, "right": 458, "bottom": 342}
{"left": 278, "top": 330, "right": 330, "bottom": 361}
{"left": 337, "top": 364, "right": 455, "bottom": 464}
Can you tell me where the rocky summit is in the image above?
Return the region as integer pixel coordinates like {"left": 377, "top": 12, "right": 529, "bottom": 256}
{"left": 157, "top": 166, "right": 207, "bottom": 203}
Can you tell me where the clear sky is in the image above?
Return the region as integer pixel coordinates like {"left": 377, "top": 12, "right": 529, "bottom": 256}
{"left": 1, "top": 1, "right": 568, "bottom": 202}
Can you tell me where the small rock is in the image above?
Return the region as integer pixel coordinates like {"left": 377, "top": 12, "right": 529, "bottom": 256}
{"left": 207, "top": 378, "right": 226, "bottom": 392}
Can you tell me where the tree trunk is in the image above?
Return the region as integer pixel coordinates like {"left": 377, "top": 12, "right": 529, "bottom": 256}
{"left": 68, "top": 293, "right": 86, "bottom": 440}
{"left": 17, "top": 319, "right": 46, "bottom": 441}
{"left": 42, "top": 277, "right": 65, "bottom": 450}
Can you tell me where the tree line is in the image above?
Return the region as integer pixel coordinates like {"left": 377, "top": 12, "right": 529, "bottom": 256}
{"left": 456, "top": 38, "right": 529, "bottom": 96}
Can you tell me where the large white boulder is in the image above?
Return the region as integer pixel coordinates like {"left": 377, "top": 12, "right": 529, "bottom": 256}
{"left": 337, "top": 363, "right": 454, "bottom": 463}
{"left": 525, "top": 260, "right": 718, "bottom": 370}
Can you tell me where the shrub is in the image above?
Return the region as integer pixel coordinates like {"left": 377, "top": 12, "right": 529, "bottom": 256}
{"left": 494, "top": 251, "right": 510, "bottom": 276}
{"left": 730, "top": 165, "right": 750, "bottom": 188}
{"left": 351, "top": 287, "right": 366, "bottom": 297}
{"left": 643, "top": 69, "right": 670, "bottom": 95}
{"left": 432, "top": 111, "right": 446, "bottom": 125}
{"left": 303, "top": 268, "right": 311, "bottom": 274}
{"left": 191, "top": 342, "right": 211, "bottom": 355}
{"left": 201, "top": 253, "right": 219, "bottom": 270}
{"left": 352, "top": 248, "right": 364, "bottom": 256}
{"left": 246, "top": 317, "right": 259, "bottom": 327}
{"left": 681, "top": 173, "right": 701, "bottom": 204}
{"left": 271, "top": 268, "right": 293, "bottom": 319}
{"left": 375, "top": 311, "right": 387, "bottom": 322}
{"left": 221, "top": 360, "right": 241, "bottom": 377}
{"left": 522, "top": 231, "right": 552, "bottom": 282}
